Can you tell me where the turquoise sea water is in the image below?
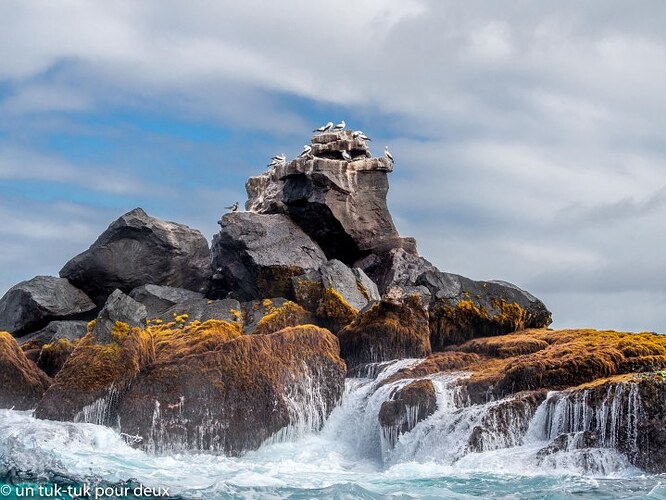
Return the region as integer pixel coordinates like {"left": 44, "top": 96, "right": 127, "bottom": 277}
{"left": 2, "top": 361, "right": 665, "bottom": 499}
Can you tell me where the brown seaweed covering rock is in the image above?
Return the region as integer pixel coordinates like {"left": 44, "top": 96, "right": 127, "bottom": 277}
{"left": 118, "top": 325, "right": 346, "bottom": 455}
{"left": 338, "top": 296, "right": 431, "bottom": 369}
{"left": 0, "top": 331, "right": 51, "bottom": 410}
{"left": 387, "top": 328, "right": 666, "bottom": 404}
{"left": 379, "top": 379, "right": 437, "bottom": 447}
{"left": 36, "top": 339, "right": 78, "bottom": 378}
{"left": 242, "top": 298, "right": 313, "bottom": 335}
{"left": 35, "top": 323, "right": 154, "bottom": 423}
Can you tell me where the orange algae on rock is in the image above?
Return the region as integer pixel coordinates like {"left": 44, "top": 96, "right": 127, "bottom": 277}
{"left": 390, "top": 328, "right": 666, "bottom": 404}
{"left": 338, "top": 295, "right": 430, "bottom": 369}
{"left": 316, "top": 288, "right": 359, "bottom": 333}
{"left": 251, "top": 301, "right": 313, "bottom": 336}
{"left": 37, "top": 338, "right": 78, "bottom": 378}
{"left": 117, "top": 324, "right": 346, "bottom": 454}
{"left": 0, "top": 331, "right": 51, "bottom": 409}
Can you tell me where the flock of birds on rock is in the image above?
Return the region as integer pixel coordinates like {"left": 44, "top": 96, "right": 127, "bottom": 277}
{"left": 274, "top": 121, "right": 394, "bottom": 167}
{"left": 226, "top": 122, "right": 395, "bottom": 213}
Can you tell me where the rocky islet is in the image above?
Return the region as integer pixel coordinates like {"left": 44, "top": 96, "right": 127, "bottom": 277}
{"left": 1, "top": 127, "right": 663, "bottom": 471}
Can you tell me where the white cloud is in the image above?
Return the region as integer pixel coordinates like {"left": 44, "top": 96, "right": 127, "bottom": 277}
{"left": 0, "top": 0, "right": 665, "bottom": 332}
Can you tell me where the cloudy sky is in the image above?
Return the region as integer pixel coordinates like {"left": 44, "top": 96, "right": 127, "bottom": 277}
{"left": 1, "top": 1, "right": 664, "bottom": 332}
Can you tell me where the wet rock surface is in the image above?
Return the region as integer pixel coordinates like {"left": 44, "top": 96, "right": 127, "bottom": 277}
{"left": 0, "top": 276, "right": 96, "bottom": 337}
{"left": 379, "top": 379, "right": 437, "bottom": 447}
{"left": 60, "top": 208, "right": 212, "bottom": 305}
{"left": 339, "top": 295, "right": 431, "bottom": 369}
{"left": 118, "top": 325, "right": 346, "bottom": 455}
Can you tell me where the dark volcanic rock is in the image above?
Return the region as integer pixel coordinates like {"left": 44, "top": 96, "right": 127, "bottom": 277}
{"left": 357, "top": 248, "right": 552, "bottom": 349}
{"left": 0, "top": 276, "right": 96, "bottom": 337}
{"left": 338, "top": 295, "right": 432, "bottom": 370}
{"left": 0, "top": 332, "right": 51, "bottom": 409}
{"left": 117, "top": 325, "right": 346, "bottom": 455}
{"left": 246, "top": 130, "right": 414, "bottom": 263}
{"left": 158, "top": 298, "right": 242, "bottom": 328}
{"left": 379, "top": 379, "right": 437, "bottom": 449}
{"left": 92, "top": 290, "right": 147, "bottom": 344}
{"left": 211, "top": 212, "right": 326, "bottom": 301}
{"left": 18, "top": 320, "right": 88, "bottom": 346}
{"left": 129, "top": 284, "right": 204, "bottom": 318}
{"left": 60, "top": 208, "right": 212, "bottom": 305}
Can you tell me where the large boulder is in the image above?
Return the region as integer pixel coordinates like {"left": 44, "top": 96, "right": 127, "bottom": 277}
{"left": 129, "top": 284, "right": 204, "bottom": 318}
{"left": 117, "top": 325, "right": 346, "bottom": 455}
{"left": 338, "top": 295, "right": 432, "bottom": 370}
{"left": 211, "top": 212, "right": 327, "bottom": 301}
{"left": 358, "top": 248, "right": 552, "bottom": 349}
{"left": 91, "top": 290, "right": 147, "bottom": 344}
{"left": 293, "top": 259, "right": 380, "bottom": 333}
{"left": 246, "top": 130, "right": 416, "bottom": 264}
{"left": 60, "top": 208, "right": 212, "bottom": 305}
{"left": 0, "top": 276, "right": 96, "bottom": 337}
{"left": 0, "top": 331, "right": 51, "bottom": 409}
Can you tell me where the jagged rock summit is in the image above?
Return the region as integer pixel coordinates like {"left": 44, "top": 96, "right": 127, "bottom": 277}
{"left": 246, "top": 130, "right": 416, "bottom": 264}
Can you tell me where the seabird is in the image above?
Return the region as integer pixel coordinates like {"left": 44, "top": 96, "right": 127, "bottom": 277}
{"left": 341, "top": 150, "right": 351, "bottom": 161}
{"left": 225, "top": 202, "right": 239, "bottom": 212}
{"left": 314, "top": 122, "right": 333, "bottom": 133}
{"left": 298, "top": 144, "right": 313, "bottom": 158}
{"left": 271, "top": 153, "right": 286, "bottom": 161}
{"left": 359, "top": 133, "right": 371, "bottom": 141}
{"left": 384, "top": 146, "right": 394, "bottom": 163}
{"left": 334, "top": 120, "right": 346, "bottom": 131}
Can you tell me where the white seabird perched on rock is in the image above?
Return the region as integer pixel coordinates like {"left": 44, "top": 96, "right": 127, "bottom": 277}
{"left": 341, "top": 150, "right": 351, "bottom": 161}
{"left": 298, "top": 144, "right": 312, "bottom": 158}
{"left": 384, "top": 146, "right": 394, "bottom": 163}
{"left": 352, "top": 130, "right": 371, "bottom": 141}
{"left": 314, "top": 122, "right": 333, "bottom": 133}
{"left": 225, "top": 202, "right": 239, "bottom": 212}
{"left": 334, "top": 120, "right": 346, "bottom": 131}
{"left": 267, "top": 153, "right": 287, "bottom": 168}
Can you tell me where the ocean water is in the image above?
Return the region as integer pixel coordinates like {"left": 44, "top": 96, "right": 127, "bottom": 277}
{"left": 1, "top": 360, "right": 665, "bottom": 499}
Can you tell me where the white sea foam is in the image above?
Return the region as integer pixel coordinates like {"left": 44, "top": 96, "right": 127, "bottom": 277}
{"left": 0, "top": 360, "right": 659, "bottom": 498}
